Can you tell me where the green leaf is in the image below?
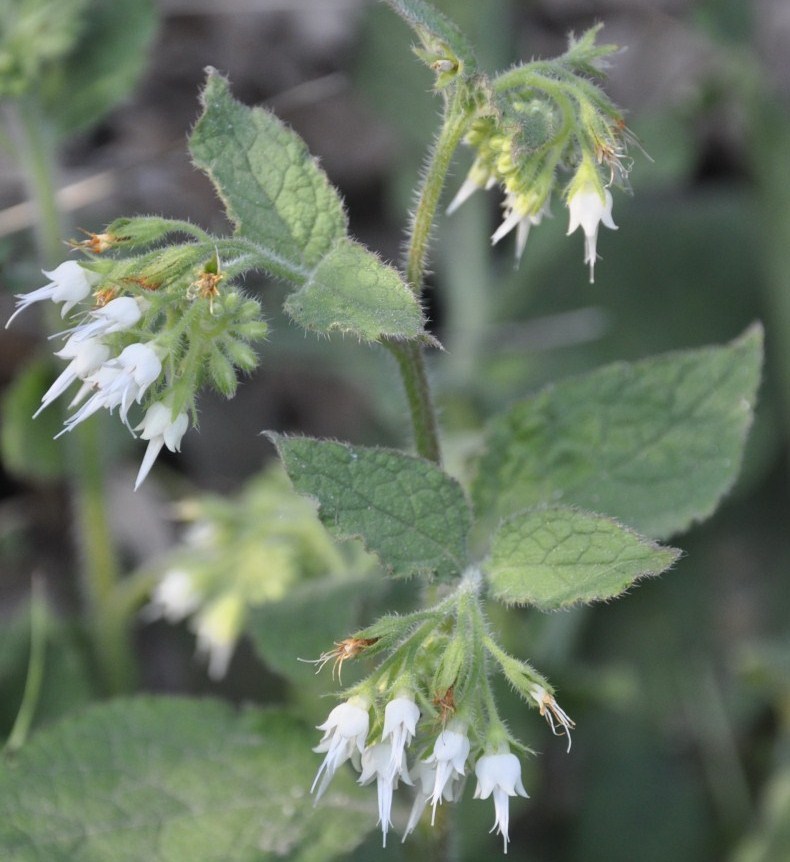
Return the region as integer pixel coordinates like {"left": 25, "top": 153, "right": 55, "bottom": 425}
{"left": 484, "top": 507, "right": 680, "bottom": 610}
{"left": 189, "top": 71, "right": 428, "bottom": 343}
{"left": 246, "top": 574, "right": 383, "bottom": 683}
{"left": 269, "top": 434, "right": 471, "bottom": 580}
{"left": 472, "top": 326, "right": 763, "bottom": 540}
{"left": 0, "top": 357, "right": 67, "bottom": 481}
{"left": 42, "top": 0, "right": 158, "bottom": 135}
{"left": 190, "top": 69, "right": 347, "bottom": 272}
{"left": 284, "top": 237, "right": 428, "bottom": 342}
{"left": 384, "top": 0, "right": 477, "bottom": 80}
{"left": 0, "top": 698, "right": 372, "bottom": 862}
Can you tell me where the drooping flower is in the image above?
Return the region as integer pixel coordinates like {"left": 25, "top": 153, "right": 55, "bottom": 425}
{"left": 192, "top": 591, "right": 245, "bottom": 681}
{"left": 141, "top": 569, "right": 202, "bottom": 624}
{"left": 134, "top": 400, "right": 190, "bottom": 490}
{"left": 64, "top": 295, "right": 147, "bottom": 343}
{"left": 402, "top": 759, "right": 465, "bottom": 842}
{"left": 425, "top": 722, "right": 470, "bottom": 823}
{"left": 566, "top": 181, "right": 617, "bottom": 283}
{"left": 473, "top": 749, "right": 529, "bottom": 854}
{"left": 382, "top": 695, "right": 420, "bottom": 777}
{"left": 5, "top": 261, "right": 97, "bottom": 327}
{"left": 446, "top": 162, "right": 497, "bottom": 216}
{"left": 312, "top": 696, "right": 370, "bottom": 801}
{"left": 33, "top": 337, "right": 110, "bottom": 418}
{"left": 491, "top": 193, "right": 552, "bottom": 261}
{"left": 358, "top": 741, "right": 412, "bottom": 847}
{"left": 59, "top": 341, "right": 162, "bottom": 433}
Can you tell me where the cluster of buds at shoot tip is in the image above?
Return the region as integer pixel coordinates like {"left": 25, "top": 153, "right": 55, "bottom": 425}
{"left": 5, "top": 222, "right": 268, "bottom": 489}
{"left": 307, "top": 572, "right": 574, "bottom": 852}
{"left": 446, "top": 26, "right": 633, "bottom": 282}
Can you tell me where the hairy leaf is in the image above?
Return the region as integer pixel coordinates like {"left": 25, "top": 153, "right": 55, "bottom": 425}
{"left": 189, "top": 71, "right": 427, "bottom": 343}
{"left": 484, "top": 507, "right": 680, "bottom": 610}
{"left": 284, "top": 238, "right": 428, "bottom": 342}
{"left": 190, "top": 69, "right": 347, "bottom": 273}
{"left": 472, "top": 326, "right": 763, "bottom": 539}
{"left": 0, "top": 698, "right": 372, "bottom": 862}
{"left": 270, "top": 434, "right": 471, "bottom": 580}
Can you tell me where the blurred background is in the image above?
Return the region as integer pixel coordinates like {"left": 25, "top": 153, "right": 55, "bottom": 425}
{"left": 1, "top": 1, "right": 789, "bottom": 861}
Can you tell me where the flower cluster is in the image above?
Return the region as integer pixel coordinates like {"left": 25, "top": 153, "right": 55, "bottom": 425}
{"left": 447, "top": 27, "right": 630, "bottom": 281}
{"left": 309, "top": 572, "right": 574, "bottom": 852}
{"left": 142, "top": 466, "right": 360, "bottom": 678}
{"left": 5, "top": 227, "right": 267, "bottom": 488}
{"left": 313, "top": 693, "right": 532, "bottom": 853}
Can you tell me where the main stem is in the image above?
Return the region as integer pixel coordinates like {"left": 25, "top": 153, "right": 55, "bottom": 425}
{"left": 9, "top": 96, "right": 132, "bottom": 694}
{"left": 386, "top": 92, "right": 472, "bottom": 464}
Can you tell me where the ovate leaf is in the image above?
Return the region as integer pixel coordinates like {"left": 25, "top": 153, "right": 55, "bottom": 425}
{"left": 284, "top": 238, "right": 428, "bottom": 342}
{"left": 484, "top": 507, "right": 680, "bottom": 610}
{"left": 0, "top": 698, "right": 372, "bottom": 862}
{"left": 270, "top": 434, "right": 471, "bottom": 580}
{"left": 473, "top": 326, "right": 763, "bottom": 540}
{"left": 190, "top": 69, "right": 347, "bottom": 272}
{"left": 189, "top": 71, "right": 428, "bottom": 343}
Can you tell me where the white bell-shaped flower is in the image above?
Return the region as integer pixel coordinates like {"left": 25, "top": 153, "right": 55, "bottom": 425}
{"left": 192, "top": 591, "right": 244, "bottom": 680}
{"left": 473, "top": 749, "right": 529, "bottom": 854}
{"left": 491, "top": 193, "right": 552, "bottom": 261}
{"left": 6, "top": 261, "right": 96, "bottom": 327}
{"left": 566, "top": 184, "right": 617, "bottom": 283}
{"left": 312, "top": 696, "right": 370, "bottom": 801}
{"left": 134, "top": 400, "right": 189, "bottom": 490}
{"left": 141, "top": 569, "right": 201, "bottom": 624}
{"left": 358, "top": 741, "right": 411, "bottom": 847}
{"left": 61, "top": 341, "right": 162, "bottom": 433}
{"left": 34, "top": 337, "right": 110, "bottom": 418}
{"left": 425, "top": 722, "right": 470, "bottom": 823}
{"left": 66, "top": 295, "right": 147, "bottom": 342}
{"left": 382, "top": 695, "right": 420, "bottom": 777}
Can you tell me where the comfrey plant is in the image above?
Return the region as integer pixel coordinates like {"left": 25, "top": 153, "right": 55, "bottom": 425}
{"left": 1, "top": 1, "right": 762, "bottom": 859}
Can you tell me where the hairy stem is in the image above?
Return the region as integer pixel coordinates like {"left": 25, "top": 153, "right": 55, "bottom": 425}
{"left": 388, "top": 91, "right": 473, "bottom": 463}
{"left": 405, "top": 97, "right": 473, "bottom": 294}
{"left": 385, "top": 339, "right": 442, "bottom": 463}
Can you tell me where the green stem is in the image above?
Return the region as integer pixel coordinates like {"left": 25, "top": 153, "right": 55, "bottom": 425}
{"left": 73, "top": 419, "right": 135, "bottom": 692}
{"left": 405, "top": 97, "right": 473, "bottom": 294}
{"left": 385, "top": 339, "right": 442, "bottom": 463}
{"left": 7, "top": 95, "right": 132, "bottom": 693}
{"left": 387, "top": 91, "right": 474, "bottom": 463}
{"left": 5, "top": 578, "right": 47, "bottom": 752}
{"left": 5, "top": 97, "right": 63, "bottom": 264}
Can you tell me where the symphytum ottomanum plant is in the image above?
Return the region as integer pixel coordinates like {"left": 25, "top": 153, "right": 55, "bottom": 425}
{"left": 0, "top": 0, "right": 762, "bottom": 858}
